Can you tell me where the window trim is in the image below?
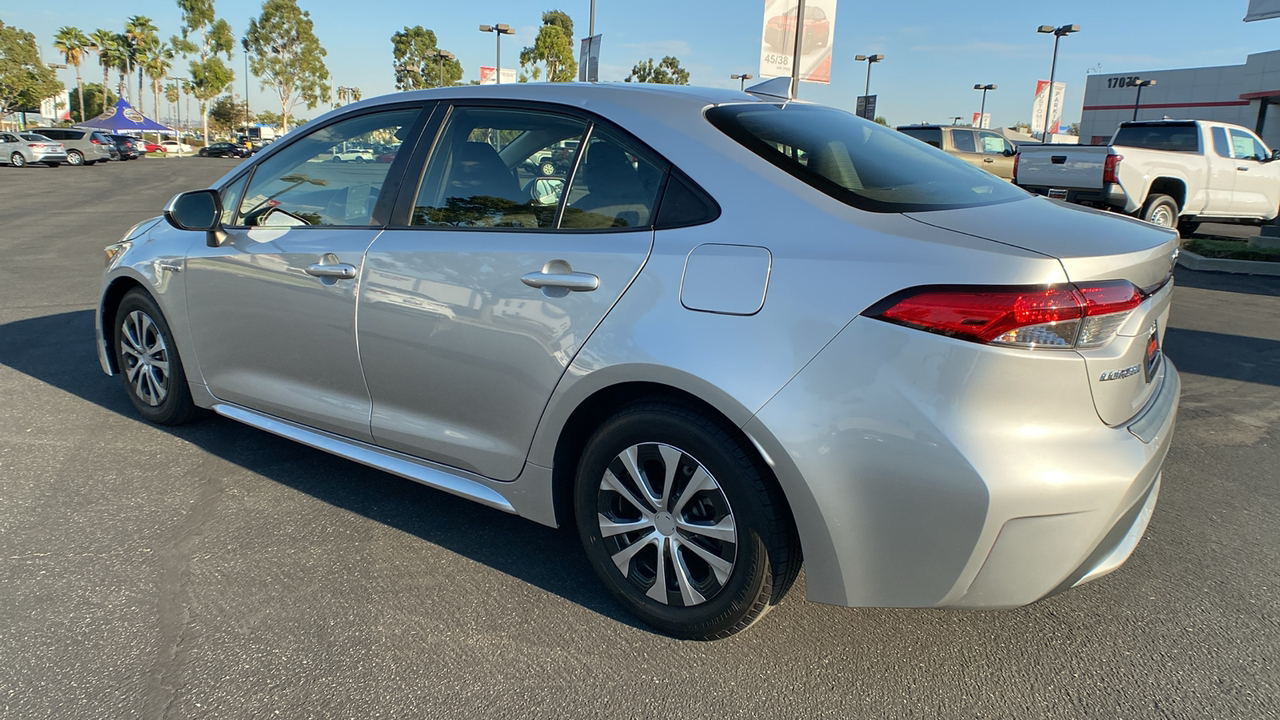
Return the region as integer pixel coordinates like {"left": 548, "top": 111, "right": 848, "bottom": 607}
{"left": 388, "top": 97, "right": 687, "bottom": 234}
{"left": 219, "top": 101, "right": 434, "bottom": 230}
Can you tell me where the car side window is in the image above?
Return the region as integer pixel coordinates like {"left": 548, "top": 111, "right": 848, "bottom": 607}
{"left": 236, "top": 107, "right": 420, "bottom": 227}
{"left": 1211, "top": 127, "right": 1231, "bottom": 157}
{"left": 978, "top": 131, "right": 1006, "bottom": 154}
{"left": 411, "top": 106, "right": 588, "bottom": 229}
{"left": 951, "top": 130, "right": 977, "bottom": 153}
{"left": 560, "top": 127, "right": 665, "bottom": 230}
{"left": 1229, "top": 128, "right": 1268, "bottom": 161}
{"left": 0, "top": 133, "right": 17, "bottom": 143}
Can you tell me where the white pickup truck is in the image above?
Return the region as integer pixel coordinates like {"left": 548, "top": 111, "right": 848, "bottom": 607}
{"left": 1015, "top": 120, "right": 1280, "bottom": 233}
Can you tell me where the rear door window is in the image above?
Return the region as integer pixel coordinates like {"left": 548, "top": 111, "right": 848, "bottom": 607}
{"left": 709, "top": 103, "right": 1025, "bottom": 213}
{"left": 560, "top": 127, "right": 665, "bottom": 230}
{"left": 950, "top": 130, "right": 977, "bottom": 153}
{"left": 1113, "top": 124, "right": 1200, "bottom": 152}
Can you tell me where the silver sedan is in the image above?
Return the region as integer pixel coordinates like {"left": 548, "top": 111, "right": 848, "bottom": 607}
{"left": 97, "top": 83, "right": 1180, "bottom": 639}
{"left": 0, "top": 132, "right": 68, "bottom": 167}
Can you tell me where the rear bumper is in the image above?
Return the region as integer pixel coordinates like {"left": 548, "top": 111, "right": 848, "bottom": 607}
{"left": 1021, "top": 183, "right": 1128, "bottom": 210}
{"left": 744, "top": 318, "right": 1181, "bottom": 609}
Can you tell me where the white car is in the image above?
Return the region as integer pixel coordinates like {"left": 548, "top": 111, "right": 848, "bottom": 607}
{"left": 159, "top": 140, "right": 193, "bottom": 154}
{"left": 331, "top": 147, "right": 375, "bottom": 162}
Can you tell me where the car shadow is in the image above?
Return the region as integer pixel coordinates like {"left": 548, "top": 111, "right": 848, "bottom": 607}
{"left": 1163, "top": 326, "right": 1280, "bottom": 388}
{"left": 1175, "top": 267, "right": 1280, "bottom": 298}
{"left": 0, "top": 309, "right": 641, "bottom": 631}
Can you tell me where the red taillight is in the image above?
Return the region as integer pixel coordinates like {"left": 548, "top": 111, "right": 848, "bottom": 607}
{"left": 1103, "top": 154, "right": 1122, "bottom": 184}
{"left": 90, "top": 137, "right": 101, "bottom": 144}
{"left": 871, "top": 281, "right": 1145, "bottom": 349}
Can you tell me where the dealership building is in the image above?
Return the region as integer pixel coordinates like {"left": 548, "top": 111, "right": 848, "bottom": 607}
{"left": 1078, "top": 48, "right": 1280, "bottom": 147}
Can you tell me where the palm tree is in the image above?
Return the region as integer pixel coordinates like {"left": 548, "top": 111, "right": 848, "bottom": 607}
{"left": 125, "top": 16, "right": 158, "bottom": 109}
{"left": 89, "top": 29, "right": 115, "bottom": 102}
{"left": 111, "top": 32, "right": 132, "bottom": 102}
{"left": 142, "top": 37, "right": 174, "bottom": 122}
{"left": 53, "top": 27, "right": 92, "bottom": 122}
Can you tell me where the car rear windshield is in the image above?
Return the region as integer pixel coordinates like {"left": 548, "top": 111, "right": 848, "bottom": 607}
{"left": 897, "top": 126, "right": 942, "bottom": 148}
{"left": 1112, "top": 123, "right": 1200, "bottom": 153}
{"left": 708, "top": 104, "right": 1025, "bottom": 213}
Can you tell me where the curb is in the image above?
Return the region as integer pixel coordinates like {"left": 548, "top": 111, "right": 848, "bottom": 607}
{"left": 1177, "top": 249, "right": 1280, "bottom": 277}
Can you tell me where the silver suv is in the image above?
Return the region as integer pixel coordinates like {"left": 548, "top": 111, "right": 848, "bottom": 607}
{"left": 26, "top": 127, "right": 115, "bottom": 166}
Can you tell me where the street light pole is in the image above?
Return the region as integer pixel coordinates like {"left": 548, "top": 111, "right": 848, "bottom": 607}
{"left": 1133, "top": 79, "right": 1155, "bottom": 121}
{"left": 479, "top": 24, "right": 515, "bottom": 83}
{"left": 731, "top": 73, "right": 754, "bottom": 91}
{"left": 974, "top": 83, "right": 997, "bottom": 128}
{"left": 1037, "top": 24, "right": 1079, "bottom": 140}
{"left": 242, "top": 37, "right": 251, "bottom": 142}
{"left": 854, "top": 54, "right": 884, "bottom": 119}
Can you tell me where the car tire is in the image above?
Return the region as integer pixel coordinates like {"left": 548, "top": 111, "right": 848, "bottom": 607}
{"left": 332, "top": 156, "right": 344, "bottom": 162}
{"left": 574, "top": 400, "right": 800, "bottom": 640}
{"left": 10, "top": 152, "right": 26, "bottom": 168}
{"left": 539, "top": 160, "right": 556, "bottom": 176}
{"left": 113, "top": 289, "right": 201, "bottom": 426}
{"left": 1177, "top": 219, "right": 1200, "bottom": 238}
{"left": 1141, "top": 194, "right": 1179, "bottom": 229}
{"left": 66, "top": 150, "right": 84, "bottom": 166}
{"left": 352, "top": 156, "right": 366, "bottom": 163}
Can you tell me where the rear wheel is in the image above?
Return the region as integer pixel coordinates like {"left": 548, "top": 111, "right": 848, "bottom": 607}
{"left": 113, "top": 289, "right": 200, "bottom": 426}
{"left": 574, "top": 401, "right": 799, "bottom": 640}
{"left": 10, "top": 152, "right": 25, "bottom": 168}
{"left": 1141, "top": 194, "right": 1178, "bottom": 229}
{"left": 66, "top": 150, "right": 84, "bottom": 166}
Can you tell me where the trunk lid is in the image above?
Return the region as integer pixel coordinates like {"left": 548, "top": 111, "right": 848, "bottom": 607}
{"left": 1015, "top": 145, "right": 1112, "bottom": 190}
{"left": 906, "top": 197, "right": 1179, "bottom": 427}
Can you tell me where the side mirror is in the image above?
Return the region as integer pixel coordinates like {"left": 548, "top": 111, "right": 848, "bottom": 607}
{"left": 1269, "top": 149, "right": 1280, "bottom": 163}
{"left": 1004, "top": 147, "right": 1017, "bottom": 157}
{"left": 164, "top": 189, "right": 226, "bottom": 247}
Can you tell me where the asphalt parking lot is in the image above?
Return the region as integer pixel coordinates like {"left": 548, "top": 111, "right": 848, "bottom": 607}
{"left": 1, "top": 157, "right": 1277, "bottom": 719}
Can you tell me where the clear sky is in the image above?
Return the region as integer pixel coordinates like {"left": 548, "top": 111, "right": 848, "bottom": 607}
{"left": 7, "top": 0, "right": 1278, "bottom": 128}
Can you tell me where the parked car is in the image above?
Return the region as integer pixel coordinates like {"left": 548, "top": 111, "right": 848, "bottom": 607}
{"left": 897, "top": 124, "right": 1019, "bottom": 180}
{"left": 106, "top": 134, "right": 143, "bottom": 160}
{"left": 764, "top": 5, "right": 831, "bottom": 52}
{"left": 331, "top": 147, "right": 375, "bottom": 162}
{"left": 144, "top": 142, "right": 165, "bottom": 153}
{"left": 0, "top": 132, "right": 68, "bottom": 167}
{"left": 98, "top": 83, "right": 1179, "bottom": 640}
{"left": 159, "top": 140, "right": 193, "bottom": 154}
{"left": 26, "top": 127, "right": 114, "bottom": 165}
{"left": 199, "top": 142, "right": 250, "bottom": 158}
{"left": 1015, "top": 119, "right": 1280, "bottom": 232}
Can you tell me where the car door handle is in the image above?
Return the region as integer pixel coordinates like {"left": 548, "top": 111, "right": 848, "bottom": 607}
{"left": 1238, "top": 166, "right": 1250, "bottom": 171}
{"left": 983, "top": 157, "right": 994, "bottom": 163}
{"left": 521, "top": 271, "right": 599, "bottom": 292}
{"left": 521, "top": 259, "right": 599, "bottom": 293}
{"left": 305, "top": 263, "right": 357, "bottom": 279}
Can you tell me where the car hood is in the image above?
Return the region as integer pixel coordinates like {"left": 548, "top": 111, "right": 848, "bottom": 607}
{"left": 904, "top": 196, "right": 1178, "bottom": 288}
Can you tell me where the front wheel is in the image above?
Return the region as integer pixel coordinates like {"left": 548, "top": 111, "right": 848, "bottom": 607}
{"left": 574, "top": 401, "right": 800, "bottom": 640}
{"left": 113, "top": 289, "right": 200, "bottom": 426}
{"left": 1141, "top": 194, "right": 1179, "bottom": 229}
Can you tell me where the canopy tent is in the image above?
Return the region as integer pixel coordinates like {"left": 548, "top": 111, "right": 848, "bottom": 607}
{"left": 75, "top": 98, "right": 173, "bottom": 134}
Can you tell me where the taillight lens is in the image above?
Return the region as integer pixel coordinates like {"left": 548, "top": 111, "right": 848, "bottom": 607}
{"left": 870, "top": 281, "right": 1146, "bottom": 350}
{"left": 1103, "top": 154, "right": 1122, "bottom": 184}
{"left": 90, "top": 137, "right": 101, "bottom": 144}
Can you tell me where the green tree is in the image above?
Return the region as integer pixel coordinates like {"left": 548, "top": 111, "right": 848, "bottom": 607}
{"left": 53, "top": 27, "right": 92, "bottom": 122}
{"left": 874, "top": 116, "right": 888, "bottom": 126}
{"left": 141, "top": 36, "right": 175, "bottom": 121}
{"left": 245, "top": 0, "right": 330, "bottom": 133}
{"left": 255, "top": 109, "right": 281, "bottom": 128}
{"left": 125, "top": 16, "right": 158, "bottom": 106}
{"left": 0, "top": 21, "right": 64, "bottom": 120}
{"left": 174, "top": 0, "right": 236, "bottom": 144}
{"left": 106, "top": 33, "right": 133, "bottom": 99}
{"left": 208, "top": 93, "right": 249, "bottom": 135}
{"left": 519, "top": 10, "right": 576, "bottom": 82}
{"left": 88, "top": 29, "right": 116, "bottom": 95}
{"left": 69, "top": 81, "right": 117, "bottom": 120}
{"left": 624, "top": 56, "right": 689, "bottom": 85}
{"left": 391, "top": 26, "right": 461, "bottom": 90}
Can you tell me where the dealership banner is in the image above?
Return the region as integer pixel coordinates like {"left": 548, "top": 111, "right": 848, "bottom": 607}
{"left": 759, "top": 0, "right": 837, "bottom": 84}
{"left": 1031, "top": 80, "right": 1067, "bottom": 137}
{"left": 1245, "top": 0, "right": 1280, "bottom": 21}
{"left": 972, "top": 112, "right": 990, "bottom": 129}
{"left": 478, "top": 66, "right": 517, "bottom": 85}
{"left": 578, "top": 35, "right": 601, "bottom": 82}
